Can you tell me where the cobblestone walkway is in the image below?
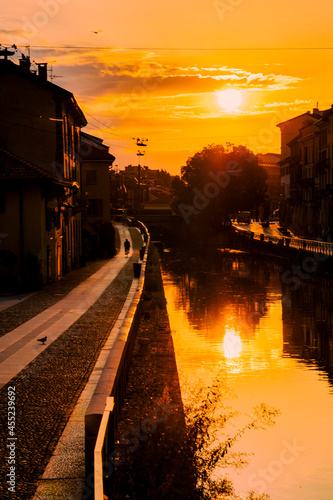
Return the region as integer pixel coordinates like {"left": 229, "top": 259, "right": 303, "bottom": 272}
{"left": 0, "top": 260, "right": 109, "bottom": 337}
{"left": 0, "top": 226, "right": 143, "bottom": 500}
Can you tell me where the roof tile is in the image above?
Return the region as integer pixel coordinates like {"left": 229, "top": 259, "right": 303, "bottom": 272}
{"left": 0, "top": 148, "right": 60, "bottom": 181}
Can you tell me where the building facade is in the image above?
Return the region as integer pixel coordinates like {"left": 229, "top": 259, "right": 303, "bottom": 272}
{"left": 277, "top": 107, "right": 333, "bottom": 239}
{"left": 0, "top": 56, "right": 87, "bottom": 290}
{"left": 80, "top": 132, "right": 116, "bottom": 259}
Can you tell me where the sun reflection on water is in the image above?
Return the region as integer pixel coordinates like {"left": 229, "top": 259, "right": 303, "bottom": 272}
{"left": 223, "top": 328, "right": 242, "bottom": 358}
{"left": 161, "top": 252, "right": 333, "bottom": 500}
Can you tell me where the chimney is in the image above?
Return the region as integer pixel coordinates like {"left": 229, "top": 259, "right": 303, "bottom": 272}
{"left": 37, "top": 63, "right": 48, "bottom": 80}
{"left": 19, "top": 54, "right": 31, "bottom": 71}
{"left": 0, "top": 47, "right": 15, "bottom": 60}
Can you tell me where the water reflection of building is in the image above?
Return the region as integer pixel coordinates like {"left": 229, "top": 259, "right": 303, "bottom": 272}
{"left": 162, "top": 249, "right": 280, "bottom": 341}
{"left": 281, "top": 276, "right": 333, "bottom": 380}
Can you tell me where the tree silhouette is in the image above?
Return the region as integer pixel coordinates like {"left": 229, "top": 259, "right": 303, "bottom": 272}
{"left": 172, "top": 144, "right": 267, "bottom": 231}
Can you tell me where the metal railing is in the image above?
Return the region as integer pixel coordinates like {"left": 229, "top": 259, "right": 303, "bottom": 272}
{"left": 235, "top": 227, "right": 333, "bottom": 256}
{"left": 94, "top": 397, "right": 115, "bottom": 500}
{"left": 288, "top": 236, "right": 333, "bottom": 256}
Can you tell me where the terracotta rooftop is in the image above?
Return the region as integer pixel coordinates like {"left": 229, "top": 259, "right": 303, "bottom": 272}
{"left": 0, "top": 148, "right": 70, "bottom": 185}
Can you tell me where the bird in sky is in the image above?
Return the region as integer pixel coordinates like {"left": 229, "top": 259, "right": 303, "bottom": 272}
{"left": 92, "top": 30, "right": 102, "bottom": 34}
{"left": 37, "top": 336, "right": 47, "bottom": 345}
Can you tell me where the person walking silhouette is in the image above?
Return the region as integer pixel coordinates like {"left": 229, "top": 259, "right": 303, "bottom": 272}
{"left": 124, "top": 238, "right": 130, "bottom": 256}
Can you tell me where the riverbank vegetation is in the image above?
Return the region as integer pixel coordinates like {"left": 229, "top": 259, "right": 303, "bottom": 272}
{"left": 184, "top": 376, "right": 280, "bottom": 499}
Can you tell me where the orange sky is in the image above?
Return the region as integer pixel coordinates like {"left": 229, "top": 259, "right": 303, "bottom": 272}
{"left": 1, "top": 0, "right": 333, "bottom": 174}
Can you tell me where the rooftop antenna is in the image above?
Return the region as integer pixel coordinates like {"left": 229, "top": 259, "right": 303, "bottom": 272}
{"left": 0, "top": 46, "right": 15, "bottom": 60}
{"left": 48, "top": 64, "right": 63, "bottom": 82}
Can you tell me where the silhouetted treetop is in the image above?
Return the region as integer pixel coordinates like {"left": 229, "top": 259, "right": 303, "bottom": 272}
{"left": 172, "top": 143, "right": 267, "bottom": 230}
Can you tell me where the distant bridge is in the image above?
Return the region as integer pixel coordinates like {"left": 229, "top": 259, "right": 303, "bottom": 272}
{"left": 135, "top": 210, "right": 186, "bottom": 242}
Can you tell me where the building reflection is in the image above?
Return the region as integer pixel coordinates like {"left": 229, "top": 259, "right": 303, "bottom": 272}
{"left": 281, "top": 276, "right": 333, "bottom": 381}
{"left": 162, "top": 247, "right": 333, "bottom": 500}
{"left": 162, "top": 248, "right": 280, "bottom": 343}
{"left": 163, "top": 247, "right": 333, "bottom": 382}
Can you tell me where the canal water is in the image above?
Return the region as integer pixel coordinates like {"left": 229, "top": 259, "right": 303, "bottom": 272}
{"left": 161, "top": 247, "right": 333, "bottom": 500}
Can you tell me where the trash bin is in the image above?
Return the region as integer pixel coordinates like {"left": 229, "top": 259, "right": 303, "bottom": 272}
{"left": 133, "top": 263, "right": 142, "bottom": 278}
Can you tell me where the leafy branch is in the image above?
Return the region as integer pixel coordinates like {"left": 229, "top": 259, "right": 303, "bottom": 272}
{"left": 183, "top": 375, "right": 280, "bottom": 499}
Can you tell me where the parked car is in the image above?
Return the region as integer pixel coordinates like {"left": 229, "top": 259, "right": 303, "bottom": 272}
{"left": 237, "top": 211, "right": 251, "bottom": 224}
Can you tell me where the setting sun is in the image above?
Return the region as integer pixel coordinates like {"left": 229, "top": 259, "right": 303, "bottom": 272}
{"left": 217, "top": 89, "right": 243, "bottom": 112}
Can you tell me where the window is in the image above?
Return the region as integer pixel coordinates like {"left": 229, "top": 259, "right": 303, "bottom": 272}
{"left": 314, "top": 143, "right": 319, "bottom": 162}
{"left": 86, "top": 170, "right": 97, "bottom": 185}
{"left": 87, "top": 199, "right": 103, "bottom": 217}
{"left": 305, "top": 146, "right": 313, "bottom": 164}
{"left": 321, "top": 128, "right": 328, "bottom": 148}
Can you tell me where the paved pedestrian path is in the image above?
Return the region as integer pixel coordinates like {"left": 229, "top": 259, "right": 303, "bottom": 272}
{"left": 0, "top": 223, "right": 144, "bottom": 500}
{"left": 0, "top": 224, "right": 133, "bottom": 389}
{"left": 32, "top": 250, "right": 145, "bottom": 500}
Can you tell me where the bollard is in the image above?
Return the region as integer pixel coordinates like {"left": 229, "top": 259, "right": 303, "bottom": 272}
{"left": 133, "top": 263, "right": 142, "bottom": 278}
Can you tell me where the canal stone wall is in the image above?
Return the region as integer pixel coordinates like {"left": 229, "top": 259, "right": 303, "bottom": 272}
{"left": 106, "top": 245, "right": 196, "bottom": 500}
{"left": 83, "top": 241, "right": 195, "bottom": 500}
